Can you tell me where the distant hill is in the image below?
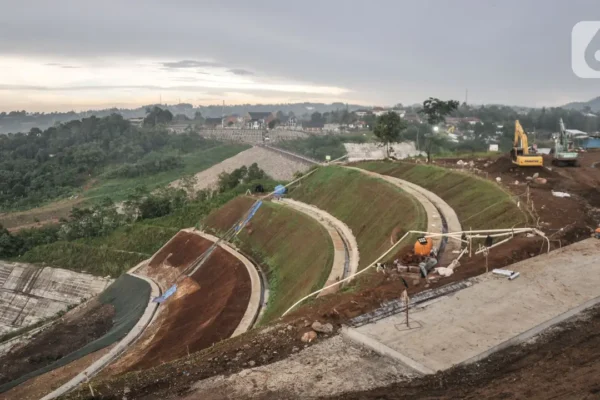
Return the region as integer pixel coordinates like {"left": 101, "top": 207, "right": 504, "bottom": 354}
{"left": 0, "top": 102, "right": 367, "bottom": 134}
{"left": 563, "top": 96, "right": 600, "bottom": 112}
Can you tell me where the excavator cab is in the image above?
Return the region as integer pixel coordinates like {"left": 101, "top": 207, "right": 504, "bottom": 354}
{"left": 511, "top": 120, "right": 543, "bottom": 167}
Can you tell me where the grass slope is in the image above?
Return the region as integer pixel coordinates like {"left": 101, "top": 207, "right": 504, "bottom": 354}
{"left": 203, "top": 196, "right": 334, "bottom": 323}
{"left": 358, "top": 162, "right": 527, "bottom": 229}
{"left": 85, "top": 143, "right": 249, "bottom": 203}
{"left": 289, "top": 166, "right": 427, "bottom": 270}
{"left": 0, "top": 143, "right": 249, "bottom": 229}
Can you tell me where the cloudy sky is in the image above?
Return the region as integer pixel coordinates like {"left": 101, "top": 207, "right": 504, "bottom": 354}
{"left": 1, "top": 0, "right": 599, "bottom": 111}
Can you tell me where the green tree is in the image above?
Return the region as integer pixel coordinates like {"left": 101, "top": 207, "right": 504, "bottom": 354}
{"left": 143, "top": 107, "right": 174, "bottom": 128}
{"left": 373, "top": 112, "right": 407, "bottom": 158}
{"left": 419, "top": 98, "right": 459, "bottom": 162}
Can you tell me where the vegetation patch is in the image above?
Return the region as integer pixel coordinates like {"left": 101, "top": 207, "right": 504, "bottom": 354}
{"left": 358, "top": 162, "right": 527, "bottom": 229}
{"left": 204, "top": 196, "right": 334, "bottom": 323}
{"left": 289, "top": 165, "right": 427, "bottom": 269}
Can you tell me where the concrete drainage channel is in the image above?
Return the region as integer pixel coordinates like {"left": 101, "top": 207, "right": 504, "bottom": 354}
{"left": 278, "top": 198, "right": 359, "bottom": 295}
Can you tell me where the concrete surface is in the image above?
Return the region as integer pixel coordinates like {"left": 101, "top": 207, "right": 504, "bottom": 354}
{"left": 187, "top": 229, "right": 263, "bottom": 335}
{"left": 344, "top": 239, "right": 600, "bottom": 373}
{"left": 346, "top": 166, "right": 462, "bottom": 260}
{"left": 170, "top": 146, "right": 311, "bottom": 193}
{"left": 185, "top": 335, "right": 415, "bottom": 400}
{"left": 344, "top": 142, "right": 424, "bottom": 162}
{"left": 0, "top": 262, "right": 112, "bottom": 336}
{"left": 280, "top": 198, "right": 359, "bottom": 295}
{"left": 40, "top": 272, "right": 160, "bottom": 400}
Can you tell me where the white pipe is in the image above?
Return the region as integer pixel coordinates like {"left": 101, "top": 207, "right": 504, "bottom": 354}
{"left": 282, "top": 226, "right": 548, "bottom": 316}
{"left": 282, "top": 230, "right": 414, "bottom": 316}
{"left": 475, "top": 236, "right": 512, "bottom": 255}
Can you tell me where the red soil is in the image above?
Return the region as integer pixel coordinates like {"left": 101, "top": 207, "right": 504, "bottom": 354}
{"left": 114, "top": 230, "right": 251, "bottom": 373}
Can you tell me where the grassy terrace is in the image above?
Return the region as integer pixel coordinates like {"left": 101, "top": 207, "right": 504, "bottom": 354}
{"left": 84, "top": 143, "right": 249, "bottom": 203}
{"left": 289, "top": 165, "right": 427, "bottom": 269}
{"left": 203, "top": 196, "right": 334, "bottom": 323}
{"left": 358, "top": 161, "right": 527, "bottom": 229}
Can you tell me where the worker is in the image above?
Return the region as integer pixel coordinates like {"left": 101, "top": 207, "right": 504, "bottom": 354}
{"left": 595, "top": 226, "right": 600, "bottom": 239}
{"left": 414, "top": 236, "right": 433, "bottom": 257}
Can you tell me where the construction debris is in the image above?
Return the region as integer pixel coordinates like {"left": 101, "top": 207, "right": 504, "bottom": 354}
{"left": 552, "top": 191, "right": 571, "bottom": 198}
{"left": 311, "top": 321, "right": 333, "bottom": 334}
{"left": 301, "top": 331, "right": 318, "bottom": 343}
{"left": 492, "top": 269, "right": 520, "bottom": 280}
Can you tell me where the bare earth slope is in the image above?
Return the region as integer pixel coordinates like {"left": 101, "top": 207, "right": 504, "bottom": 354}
{"left": 171, "top": 146, "right": 312, "bottom": 192}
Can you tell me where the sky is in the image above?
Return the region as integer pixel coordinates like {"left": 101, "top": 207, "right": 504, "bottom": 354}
{"left": 1, "top": 0, "right": 600, "bottom": 112}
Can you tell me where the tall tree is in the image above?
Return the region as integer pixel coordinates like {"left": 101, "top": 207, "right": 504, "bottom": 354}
{"left": 373, "top": 112, "right": 407, "bottom": 158}
{"left": 419, "top": 98, "right": 459, "bottom": 162}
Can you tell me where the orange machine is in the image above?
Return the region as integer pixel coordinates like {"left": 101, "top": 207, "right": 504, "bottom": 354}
{"left": 414, "top": 237, "right": 433, "bottom": 256}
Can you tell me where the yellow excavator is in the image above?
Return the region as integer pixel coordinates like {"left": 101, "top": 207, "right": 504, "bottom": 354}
{"left": 511, "top": 120, "right": 543, "bottom": 167}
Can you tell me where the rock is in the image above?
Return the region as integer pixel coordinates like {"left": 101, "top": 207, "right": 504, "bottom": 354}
{"left": 236, "top": 351, "right": 243, "bottom": 358}
{"left": 243, "top": 344, "right": 251, "bottom": 350}
{"left": 301, "top": 330, "right": 318, "bottom": 343}
{"left": 412, "top": 279, "right": 421, "bottom": 286}
{"left": 312, "top": 321, "right": 334, "bottom": 334}
{"left": 533, "top": 177, "right": 547, "bottom": 184}
{"left": 514, "top": 180, "right": 519, "bottom": 185}
{"left": 292, "top": 346, "right": 299, "bottom": 352}
{"left": 533, "top": 172, "right": 539, "bottom": 179}
{"left": 248, "top": 360, "right": 256, "bottom": 367}
{"left": 287, "top": 325, "right": 294, "bottom": 331}
{"left": 496, "top": 177, "right": 502, "bottom": 182}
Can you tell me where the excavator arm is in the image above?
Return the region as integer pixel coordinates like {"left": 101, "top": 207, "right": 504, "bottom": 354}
{"left": 511, "top": 120, "right": 542, "bottom": 167}
{"left": 514, "top": 120, "right": 529, "bottom": 155}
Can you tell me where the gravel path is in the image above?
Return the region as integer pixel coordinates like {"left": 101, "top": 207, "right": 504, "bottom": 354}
{"left": 171, "top": 147, "right": 312, "bottom": 192}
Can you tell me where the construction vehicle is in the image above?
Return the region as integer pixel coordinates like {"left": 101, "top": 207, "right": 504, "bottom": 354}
{"left": 551, "top": 118, "right": 579, "bottom": 167}
{"left": 511, "top": 120, "right": 543, "bottom": 167}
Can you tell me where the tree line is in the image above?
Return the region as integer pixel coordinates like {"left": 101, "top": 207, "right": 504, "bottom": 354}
{"left": 0, "top": 110, "right": 218, "bottom": 210}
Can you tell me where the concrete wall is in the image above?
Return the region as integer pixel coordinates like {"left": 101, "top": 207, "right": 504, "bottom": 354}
{"left": 0, "top": 261, "right": 112, "bottom": 336}
{"left": 200, "top": 129, "right": 309, "bottom": 144}
{"left": 344, "top": 142, "right": 424, "bottom": 162}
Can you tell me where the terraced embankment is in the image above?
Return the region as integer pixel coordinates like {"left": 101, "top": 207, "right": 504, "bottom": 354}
{"left": 105, "top": 230, "right": 252, "bottom": 374}
{"left": 203, "top": 196, "right": 334, "bottom": 323}
{"left": 357, "top": 162, "right": 526, "bottom": 229}
{"left": 289, "top": 165, "right": 428, "bottom": 269}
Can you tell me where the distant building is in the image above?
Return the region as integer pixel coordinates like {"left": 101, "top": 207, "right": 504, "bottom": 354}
{"left": 223, "top": 115, "right": 244, "bottom": 128}
{"left": 324, "top": 123, "right": 341, "bottom": 132}
{"left": 204, "top": 117, "right": 223, "bottom": 129}
{"left": 354, "top": 109, "right": 370, "bottom": 117}
{"left": 302, "top": 120, "right": 325, "bottom": 132}
{"left": 284, "top": 115, "right": 298, "bottom": 128}
{"left": 391, "top": 109, "right": 406, "bottom": 118}
{"left": 464, "top": 117, "right": 482, "bottom": 125}
{"left": 128, "top": 117, "right": 144, "bottom": 128}
{"left": 168, "top": 123, "right": 192, "bottom": 134}
{"left": 245, "top": 112, "right": 274, "bottom": 129}
{"left": 404, "top": 114, "right": 422, "bottom": 123}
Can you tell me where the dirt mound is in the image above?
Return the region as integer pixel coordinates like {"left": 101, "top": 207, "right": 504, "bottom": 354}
{"left": 110, "top": 231, "right": 251, "bottom": 374}
{"left": 486, "top": 155, "right": 555, "bottom": 179}
{"left": 142, "top": 231, "right": 213, "bottom": 288}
